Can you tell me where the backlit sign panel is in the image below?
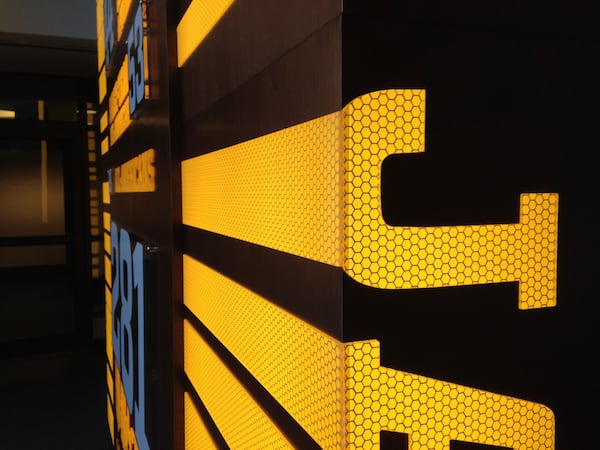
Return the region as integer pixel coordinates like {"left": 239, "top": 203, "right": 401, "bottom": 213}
{"left": 108, "top": 221, "right": 150, "bottom": 450}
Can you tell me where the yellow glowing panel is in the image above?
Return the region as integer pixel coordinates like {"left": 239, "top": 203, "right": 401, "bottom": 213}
{"left": 107, "top": 394, "right": 115, "bottom": 443}
{"left": 343, "top": 90, "right": 558, "bottom": 309}
{"left": 116, "top": 0, "right": 134, "bottom": 40}
{"left": 181, "top": 89, "right": 558, "bottom": 309}
{"left": 108, "top": 56, "right": 130, "bottom": 124}
{"left": 100, "top": 112, "right": 108, "bottom": 134}
{"left": 103, "top": 211, "right": 111, "bottom": 230}
{"left": 96, "top": 0, "right": 105, "bottom": 70}
{"left": 112, "top": 149, "right": 156, "bottom": 193}
{"left": 102, "top": 185, "right": 111, "bottom": 208}
{"left": 183, "top": 256, "right": 555, "bottom": 449}
{"left": 104, "top": 233, "right": 111, "bottom": 255}
{"left": 114, "top": 366, "right": 141, "bottom": 450}
{"left": 176, "top": 0, "right": 236, "bottom": 67}
{"left": 182, "top": 112, "right": 344, "bottom": 267}
{"left": 184, "top": 321, "right": 293, "bottom": 448}
{"left": 104, "top": 254, "right": 112, "bottom": 288}
{"left": 185, "top": 393, "right": 219, "bottom": 450}
{"left": 183, "top": 255, "right": 346, "bottom": 447}
{"left": 110, "top": 98, "right": 132, "bottom": 145}
{"left": 105, "top": 284, "right": 113, "bottom": 369}
{"left": 98, "top": 67, "right": 107, "bottom": 103}
{"left": 344, "top": 340, "right": 554, "bottom": 449}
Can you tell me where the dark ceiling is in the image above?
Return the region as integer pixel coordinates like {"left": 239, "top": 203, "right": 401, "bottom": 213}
{"left": 0, "top": 31, "right": 97, "bottom": 78}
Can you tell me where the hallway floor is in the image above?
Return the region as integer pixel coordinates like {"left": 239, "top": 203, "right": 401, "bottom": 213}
{"left": 0, "top": 343, "right": 113, "bottom": 450}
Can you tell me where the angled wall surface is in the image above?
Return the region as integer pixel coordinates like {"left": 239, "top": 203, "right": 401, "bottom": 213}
{"left": 98, "top": 0, "right": 597, "bottom": 449}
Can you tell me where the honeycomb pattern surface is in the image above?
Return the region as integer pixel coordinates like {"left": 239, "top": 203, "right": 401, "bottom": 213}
{"left": 343, "top": 89, "right": 558, "bottom": 309}
{"left": 184, "top": 321, "right": 293, "bottom": 448}
{"left": 184, "top": 255, "right": 346, "bottom": 448}
{"left": 181, "top": 112, "right": 344, "bottom": 267}
{"left": 185, "top": 393, "right": 218, "bottom": 450}
{"left": 344, "top": 340, "right": 555, "bottom": 449}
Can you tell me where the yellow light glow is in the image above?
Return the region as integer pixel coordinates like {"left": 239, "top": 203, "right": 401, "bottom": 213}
{"left": 98, "top": 66, "right": 107, "bottom": 103}
{"left": 116, "top": 0, "right": 134, "bottom": 40}
{"left": 0, "top": 109, "right": 15, "bottom": 119}
{"left": 107, "top": 394, "right": 115, "bottom": 444}
{"left": 108, "top": 56, "right": 132, "bottom": 144}
{"left": 182, "top": 111, "right": 344, "bottom": 267}
{"left": 95, "top": 0, "right": 105, "bottom": 71}
{"left": 183, "top": 255, "right": 555, "bottom": 449}
{"left": 114, "top": 366, "right": 141, "bottom": 450}
{"left": 176, "top": 0, "right": 236, "bottom": 67}
{"left": 345, "top": 340, "right": 554, "bottom": 449}
{"left": 184, "top": 321, "right": 294, "bottom": 448}
{"left": 185, "top": 393, "right": 219, "bottom": 450}
{"left": 112, "top": 149, "right": 156, "bottom": 193}
{"left": 181, "top": 89, "right": 558, "bottom": 308}
{"left": 184, "top": 255, "right": 346, "bottom": 447}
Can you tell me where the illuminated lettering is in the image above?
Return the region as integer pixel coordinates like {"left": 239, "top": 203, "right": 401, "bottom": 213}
{"left": 112, "top": 149, "right": 156, "bottom": 193}
{"left": 111, "top": 222, "right": 150, "bottom": 450}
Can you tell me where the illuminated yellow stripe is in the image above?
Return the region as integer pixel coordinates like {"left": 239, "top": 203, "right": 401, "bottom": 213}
{"left": 182, "top": 111, "right": 344, "bottom": 267}
{"left": 105, "top": 254, "right": 112, "bottom": 288}
{"left": 114, "top": 366, "right": 141, "bottom": 450}
{"left": 104, "top": 232, "right": 111, "bottom": 255}
{"left": 184, "top": 255, "right": 346, "bottom": 447}
{"left": 182, "top": 89, "right": 558, "bottom": 308}
{"left": 110, "top": 98, "right": 132, "bottom": 145}
{"left": 103, "top": 211, "right": 111, "bottom": 231}
{"left": 96, "top": 0, "right": 105, "bottom": 70}
{"left": 107, "top": 394, "right": 115, "bottom": 444}
{"left": 184, "top": 393, "right": 219, "bottom": 450}
{"left": 100, "top": 112, "right": 108, "bottom": 134}
{"left": 106, "top": 363, "right": 114, "bottom": 402}
{"left": 108, "top": 57, "right": 129, "bottom": 125}
{"left": 116, "top": 0, "right": 134, "bottom": 40}
{"left": 184, "top": 321, "right": 293, "bottom": 448}
{"left": 183, "top": 255, "right": 555, "bottom": 449}
{"left": 176, "top": 0, "right": 236, "bottom": 67}
{"left": 105, "top": 284, "right": 113, "bottom": 369}
{"left": 98, "top": 66, "right": 107, "bottom": 103}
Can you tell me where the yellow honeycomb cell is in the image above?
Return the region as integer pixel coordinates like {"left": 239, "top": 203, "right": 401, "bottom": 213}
{"left": 185, "top": 393, "right": 219, "bottom": 450}
{"left": 182, "top": 112, "right": 344, "bottom": 267}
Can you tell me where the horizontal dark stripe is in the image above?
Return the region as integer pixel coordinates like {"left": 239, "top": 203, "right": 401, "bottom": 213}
{"left": 0, "top": 235, "right": 69, "bottom": 247}
{"left": 183, "top": 373, "right": 229, "bottom": 449}
{"left": 181, "top": 16, "right": 341, "bottom": 159}
{"left": 184, "top": 308, "right": 321, "bottom": 449}
{"left": 182, "top": 225, "right": 343, "bottom": 339}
